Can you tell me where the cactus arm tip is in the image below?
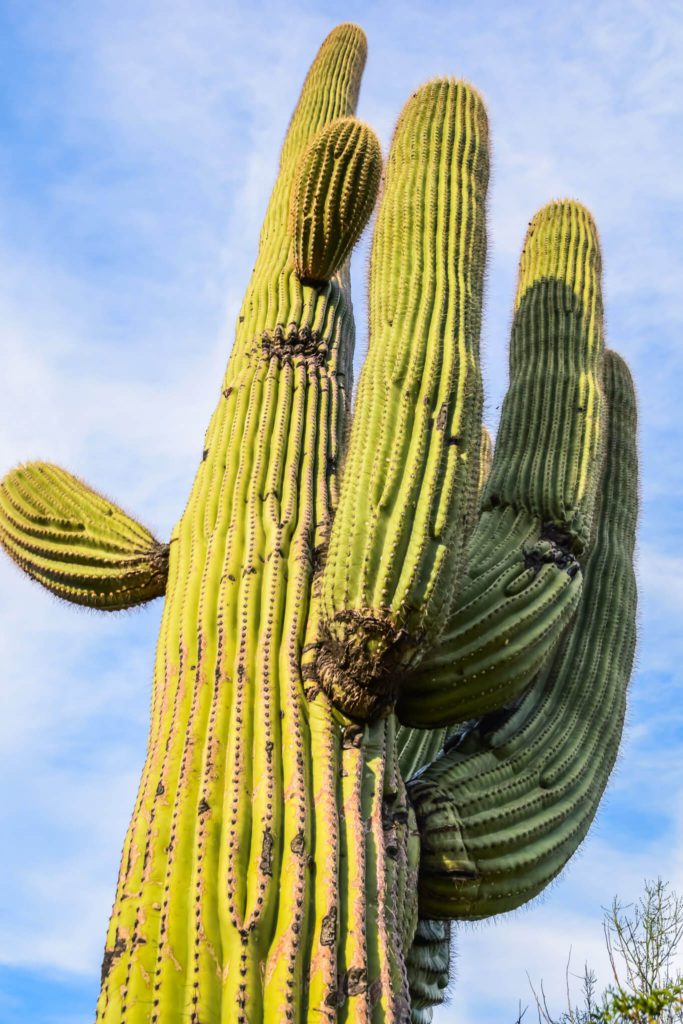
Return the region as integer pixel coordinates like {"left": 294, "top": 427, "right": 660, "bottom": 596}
{"left": 290, "top": 116, "right": 382, "bottom": 285}
{"left": 0, "top": 461, "right": 168, "bottom": 609}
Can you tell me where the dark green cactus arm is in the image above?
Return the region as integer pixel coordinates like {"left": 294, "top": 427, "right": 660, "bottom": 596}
{"left": 397, "top": 201, "right": 604, "bottom": 729}
{"left": 407, "top": 348, "right": 637, "bottom": 920}
{"left": 290, "top": 116, "right": 382, "bottom": 284}
{"left": 317, "top": 80, "right": 489, "bottom": 721}
{"left": 405, "top": 919, "right": 451, "bottom": 1024}
{"left": 0, "top": 462, "right": 168, "bottom": 608}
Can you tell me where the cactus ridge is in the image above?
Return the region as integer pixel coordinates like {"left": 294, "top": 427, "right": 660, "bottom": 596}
{"left": 477, "top": 424, "right": 492, "bottom": 494}
{"left": 405, "top": 918, "right": 451, "bottom": 1023}
{"left": 318, "top": 79, "right": 489, "bottom": 719}
{"left": 290, "top": 116, "right": 382, "bottom": 283}
{"left": 1, "top": 23, "right": 640, "bottom": 1024}
{"left": 408, "top": 348, "right": 637, "bottom": 920}
{"left": 397, "top": 200, "right": 605, "bottom": 729}
{"left": 0, "top": 462, "right": 168, "bottom": 608}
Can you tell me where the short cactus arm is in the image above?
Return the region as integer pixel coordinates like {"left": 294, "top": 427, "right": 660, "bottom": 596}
{"left": 407, "top": 348, "right": 637, "bottom": 919}
{"left": 397, "top": 201, "right": 605, "bottom": 728}
{"left": 318, "top": 80, "right": 489, "bottom": 720}
{"left": 290, "top": 116, "right": 382, "bottom": 285}
{"left": 0, "top": 462, "right": 168, "bottom": 608}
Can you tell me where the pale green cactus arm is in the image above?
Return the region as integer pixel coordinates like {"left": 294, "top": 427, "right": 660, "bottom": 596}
{"left": 0, "top": 462, "right": 168, "bottom": 608}
{"left": 290, "top": 116, "right": 382, "bottom": 284}
{"left": 318, "top": 80, "right": 489, "bottom": 720}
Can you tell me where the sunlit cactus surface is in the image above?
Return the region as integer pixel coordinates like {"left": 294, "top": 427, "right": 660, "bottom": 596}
{"left": 0, "top": 22, "right": 638, "bottom": 1024}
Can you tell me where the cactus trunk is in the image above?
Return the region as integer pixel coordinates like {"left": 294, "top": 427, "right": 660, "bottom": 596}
{"left": 95, "top": 292, "right": 417, "bottom": 1023}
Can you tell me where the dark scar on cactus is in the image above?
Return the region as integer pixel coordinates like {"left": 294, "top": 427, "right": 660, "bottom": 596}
{"left": 523, "top": 524, "right": 580, "bottom": 577}
{"left": 261, "top": 325, "right": 328, "bottom": 365}
{"left": 100, "top": 935, "right": 127, "bottom": 985}
{"left": 320, "top": 907, "right": 337, "bottom": 947}
{"left": 317, "top": 609, "right": 415, "bottom": 720}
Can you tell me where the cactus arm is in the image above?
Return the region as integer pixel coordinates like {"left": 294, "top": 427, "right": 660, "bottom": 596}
{"left": 317, "top": 80, "right": 489, "bottom": 721}
{"left": 0, "top": 461, "right": 168, "bottom": 608}
{"left": 290, "top": 117, "right": 382, "bottom": 285}
{"left": 407, "top": 348, "right": 637, "bottom": 920}
{"left": 397, "top": 201, "right": 605, "bottom": 728}
{"left": 405, "top": 920, "right": 451, "bottom": 1024}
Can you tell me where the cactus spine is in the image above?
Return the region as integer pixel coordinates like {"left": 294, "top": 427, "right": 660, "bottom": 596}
{"left": 0, "top": 23, "right": 638, "bottom": 1024}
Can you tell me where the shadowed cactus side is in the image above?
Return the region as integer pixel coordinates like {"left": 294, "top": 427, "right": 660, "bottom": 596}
{"left": 0, "top": 23, "right": 638, "bottom": 1024}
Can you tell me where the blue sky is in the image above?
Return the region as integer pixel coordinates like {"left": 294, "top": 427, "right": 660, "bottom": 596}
{"left": 0, "top": 1, "right": 681, "bottom": 1021}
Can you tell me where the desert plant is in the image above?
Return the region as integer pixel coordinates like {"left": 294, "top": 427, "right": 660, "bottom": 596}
{"left": 527, "top": 880, "right": 683, "bottom": 1024}
{"left": 0, "top": 23, "right": 638, "bottom": 1024}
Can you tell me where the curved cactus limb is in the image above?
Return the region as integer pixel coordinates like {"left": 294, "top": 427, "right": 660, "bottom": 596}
{"left": 405, "top": 919, "right": 451, "bottom": 1024}
{"left": 318, "top": 80, "right": 489, "bottom": 721}
{"left": 407, "top": 348, "right": 637, "bottom": 920}
{"left": 0, "top": 462, "right": 168, "bottom": 608}
{"left": 397, "top": 201, "right": 605, "bottom": 729}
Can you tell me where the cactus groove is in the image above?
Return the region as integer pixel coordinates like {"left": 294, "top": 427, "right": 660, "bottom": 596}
{"left": 0, "top": 22, "right": 638, "bottom": 1024}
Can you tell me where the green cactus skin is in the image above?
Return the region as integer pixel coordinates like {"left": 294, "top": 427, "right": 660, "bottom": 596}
{"left": 0, "top": 462, "right": 168, "bottom": 608}
{"left": 0, "top": 23, "right": 640, "bottom": 1024}
{"left": 291, "top": 117, "right": 382, "bottom": 284}
{"left": 408, "top": 348, "right": 637, "bottom": 921}
{"left": 318, "top": 80, "right": 489, "bottom": 721}
{"left": 92, "top": 25, "right": 418, "bottom": 1024}
{"left": 396, "top": 202, "right": 604, "bottom": 729}
{"left": 404, "top": 920, "right": 451, "bottom": 1024}
{"left": 477, "top": 424, "right": 492, "bottom": 494}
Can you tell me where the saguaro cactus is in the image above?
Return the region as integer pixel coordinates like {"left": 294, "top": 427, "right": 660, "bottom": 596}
{"left": 1, "top": 23, "right": 638, "bottom": 1024}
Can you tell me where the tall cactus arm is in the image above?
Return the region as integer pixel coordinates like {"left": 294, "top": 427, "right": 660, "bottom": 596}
{"left": 397, "top": 201, "right": 604, "bottom": 728}
{"left": 0, "top": 462, "right": 168, "bottom": 608}
{"left": 405, "top": 919, "right": 451, "bottom": 1024}
{"left": 407, "top": 348, "right": 637, "bottom": 920}
{"left": 317, "top": 80, "right": 489, "bottom": 721}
